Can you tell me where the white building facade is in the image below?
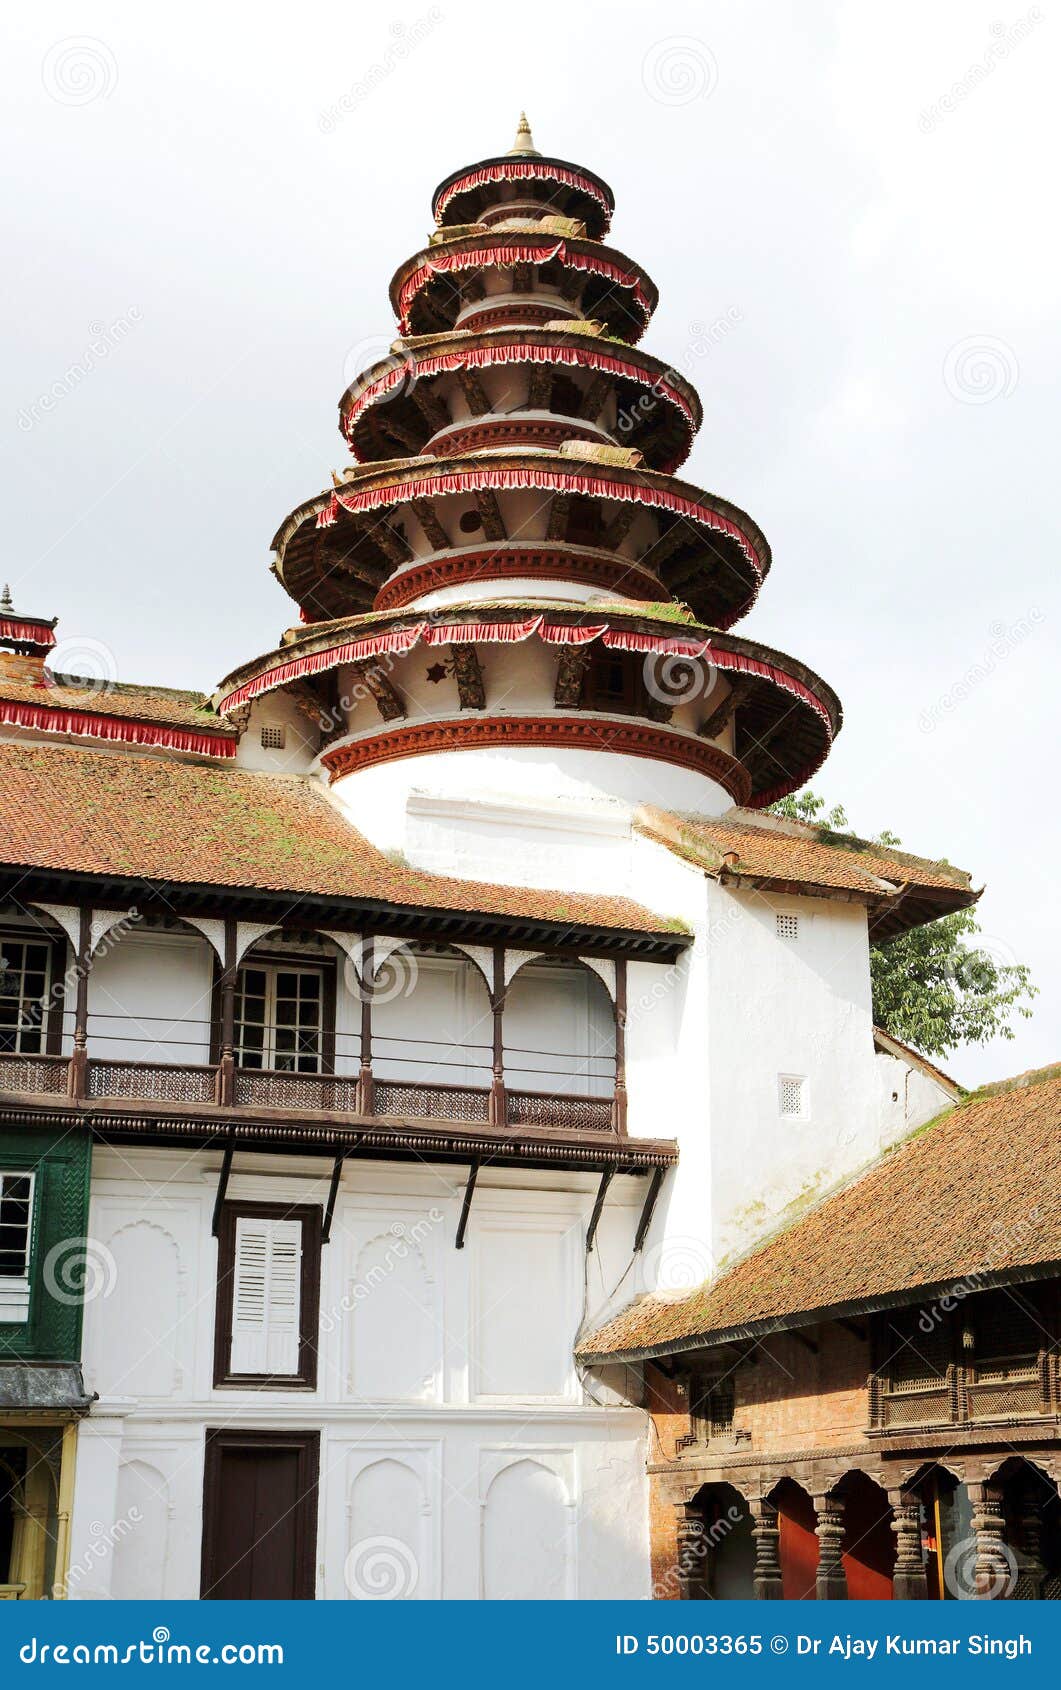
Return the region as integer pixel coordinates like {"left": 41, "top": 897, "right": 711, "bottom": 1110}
{"left": 0, "top": 121, "right": 974, "bottom": 1600}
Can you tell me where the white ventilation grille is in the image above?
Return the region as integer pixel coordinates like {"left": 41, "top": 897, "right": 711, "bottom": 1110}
{"left": 778, "top": 1075, "right": 806, "bottom": 1118}
{"left": 260, "top": 723, "right": 286, "bottom": 750}
{"left": 776, "top": 912, "right": 800, "bottom": 941}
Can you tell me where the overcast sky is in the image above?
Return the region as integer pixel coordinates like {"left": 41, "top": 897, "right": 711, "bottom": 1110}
{"left": 5, "top": 2, "right": 1057, "bottom": 1087}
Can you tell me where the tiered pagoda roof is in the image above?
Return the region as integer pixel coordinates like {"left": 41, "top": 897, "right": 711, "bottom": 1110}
{"left": 213, "top": 119, "right": 842, "bottom": 810}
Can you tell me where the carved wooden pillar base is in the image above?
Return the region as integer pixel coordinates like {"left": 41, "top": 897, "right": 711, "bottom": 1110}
{"left": 68, "top": 1046, "right": 88, "bottom": 1102}
{"left": 890, "top": 1498, "right": 928, "bottom": 1600}
{"left": 749, "top": 1499, "right": 783, "bottom": 1599}
{"left": 815, "top": 1499, "right": 848, "bottom": 1601}
{"left": 356, "top": 1065, "right": 375, "bottom": 1117}
{"left": 215, "top": 1052, "right": 235, "bottom": 1107}
{"left": 489, "top": 1076, "right": 507, "bottom": 1127}
{"left": 675, "top": 1502, "right": 709, "bottom": 1601}
{"left": 969, "top": 1485, "right": 1013, "bottom": 1600}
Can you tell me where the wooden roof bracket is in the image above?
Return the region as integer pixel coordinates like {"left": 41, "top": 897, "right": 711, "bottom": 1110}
{"left": 210, "top": 1135, "right": 235, "bottom": 1237}
{"left": 455, "top": 1158, "right": 481, "bottom": 1250}
{"left": 633, "top": 1165, "right": 666, "bottom": 1252}
{"left": 585, "top": 1166, "right": 614, "bottom": 1254}
{"left": 322, "top": 1150, "right": 346, "bottom": 1244}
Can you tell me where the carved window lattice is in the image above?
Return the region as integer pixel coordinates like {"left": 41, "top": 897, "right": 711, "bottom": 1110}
{"left": 870, "top": 1293, "right": 1055, "bottom": 1431}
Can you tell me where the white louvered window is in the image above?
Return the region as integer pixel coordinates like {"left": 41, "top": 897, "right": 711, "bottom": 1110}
{"left": 230, "top": 1215, "right": 303, "bottom": 1377}
{"left": 778, "top": 1074, "right": 806, "bottom": 1118}
{"left": 776, "top": 913, "right": 800, "bottom": 941}
{"left": 0, "top": 1170, "right": 34, "bottom": 1323}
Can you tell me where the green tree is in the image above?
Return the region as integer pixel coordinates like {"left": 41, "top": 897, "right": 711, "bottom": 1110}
{"left": 768, "top": 791, "right": 1037, "bottom": 1057}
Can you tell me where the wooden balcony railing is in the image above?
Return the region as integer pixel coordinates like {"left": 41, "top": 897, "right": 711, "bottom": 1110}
{"left": 0, "top": 1052, "right": 618, "bottom": 1134}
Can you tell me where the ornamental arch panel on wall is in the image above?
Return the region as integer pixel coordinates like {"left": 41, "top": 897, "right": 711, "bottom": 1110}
{"left": 481, "top": 1455, "right": 575, "bottom": 1600}
{"left": 345, "top": 1223, "right": 441, "bottom": 1403}
{"left": 346, "top": 1455, "right": 433, "bottom": 1600}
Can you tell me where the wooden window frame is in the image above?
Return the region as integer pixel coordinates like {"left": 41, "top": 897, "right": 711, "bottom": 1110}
{"left": 200, "top": 1428, "right": 319, "bottom": 1601}
{"left": 0, "top": 931, "right": 65, "bottom": 1057}
{"left": 213, "top": 1201, "right": 322, "bottom": 1390}
{"left": 0, "top": 1168, "right": 36, "bottom": 1323}
{"left": 212, "top": 950, "right": 337, "bottom": 1075}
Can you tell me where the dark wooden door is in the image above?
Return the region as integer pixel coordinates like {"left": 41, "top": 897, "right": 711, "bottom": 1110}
{"left": 201, "top": 1430, "right": 319, "bottom": 1599}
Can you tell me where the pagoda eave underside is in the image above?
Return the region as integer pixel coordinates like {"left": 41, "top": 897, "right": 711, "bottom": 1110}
{"left": 339, "top": 326, "right": 702, "bottom": 471}
{"left": 271, "top": 450, "right": 770, "bottom": 627}
{"left": 390, "top": 232, "right": 657, "bottom": 340}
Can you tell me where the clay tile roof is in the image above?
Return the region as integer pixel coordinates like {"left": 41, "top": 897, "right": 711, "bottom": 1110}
{"left": 0, "top": 668, "right": 235, "bottom": 734}
{"left": 635, "top": 805, "right": 978, "bottom": 940}
{"left": 577, "top": 1065, "right": 1061, "bottom": 1363}
{"left": 0, "top": 739, "right": 681, "bottom": 935}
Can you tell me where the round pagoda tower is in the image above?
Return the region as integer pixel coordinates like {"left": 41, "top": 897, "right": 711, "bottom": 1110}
{"left": 216, "top": 120, "right": 840, "bottom": 843}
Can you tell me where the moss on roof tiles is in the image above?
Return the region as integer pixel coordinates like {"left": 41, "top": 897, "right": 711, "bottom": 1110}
{"left": 578, "top": 1064, "right": 1061, "bottom": 1361}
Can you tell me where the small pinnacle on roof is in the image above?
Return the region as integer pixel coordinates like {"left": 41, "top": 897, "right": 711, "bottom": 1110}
{"left": 507, "top": 112, "right": 540, "bottom": 158}
{"left": 0, "top": 584, "right": 13, "bottom": 613}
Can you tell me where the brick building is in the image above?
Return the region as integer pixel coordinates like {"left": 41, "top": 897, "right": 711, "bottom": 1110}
{"left": 580, "top": 1068, "right": 1061, "bottom": 1601}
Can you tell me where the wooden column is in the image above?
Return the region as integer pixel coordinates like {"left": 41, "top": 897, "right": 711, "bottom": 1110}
{"left": 357, "top": 935, "right": 375, "bottom": 1116}
{"left": 489, "top": 945, "right": 507, "bottom": 1127}
{"left": 749, "top": 1498, "right": 783, "bottom": 1599}
{"left": 675, "top": 1499, "right": 709, "bottom": 1600}
{"left": 611, "top": 957, "right": 628, "bottom": 1133}
{"left": 814, "top": 1494, "right": 848, "bottom": 1600}
{"left": 215, "top": 916, "right": 237, "bottom": 1107}
{"left": 68, "top": 906, "right": 92, "bottom": 1101}
{"left": 889, "top": 1491, "right": 928, "bottom": 1600}
{"left": 1016, "top": 1482, "right": 1047, "bottom": 1599}
{"left": 968, "top": 1483, "right": 1012, "bottom": 1599}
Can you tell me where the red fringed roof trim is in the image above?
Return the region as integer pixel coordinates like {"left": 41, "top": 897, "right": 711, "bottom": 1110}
{"left": 216, "top": 617, "right": 833, "bottom": 739}
{"left": 0, "top": 618, "right": 56, "bottom": 647}
{"left": 435, "top": 162, "right": 612, "bottom": 226}
{"left": 0, "top": 698, "right": 237, "bottom": 758}
{"left": 397, "top": 242, "right": 652, "bottom": 332}
{"left": 341, "top": 341, "right": 696, "bottom": 438}
{"left": 315, "top": 464, "right": 761, "bottom": 576}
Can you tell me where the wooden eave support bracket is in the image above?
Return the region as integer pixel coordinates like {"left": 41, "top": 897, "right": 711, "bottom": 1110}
{"left": 585, "top": 1166, "right": 613, "bottom": 1254}
{"left": 211, "top": 1136, "right": 235, "bottom": 1238}
{"left": 633, "top": 1166, "right": 665, "bottom": 1252}
{"left": 322, "top": 1150, "right": 346, "bottom": 1244}
{"left": 789, "top": 1326, "right": 819, "bottom": 1354}
{"left": 455, "top": 1159, "right": 480, "bottom": 1250}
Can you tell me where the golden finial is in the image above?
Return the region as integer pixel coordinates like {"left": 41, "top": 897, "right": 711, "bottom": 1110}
{"left": 507, "top": 112, "right": 540, "bottom": 157}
